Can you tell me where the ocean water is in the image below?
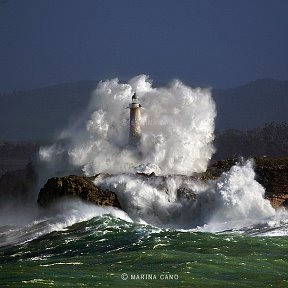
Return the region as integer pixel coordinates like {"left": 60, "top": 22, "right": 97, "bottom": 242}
{"left": 1, "top": 76, "right": 288, "bottom": 287}
{"left": 0, "top": 199, "right": 288, "bottom": 288}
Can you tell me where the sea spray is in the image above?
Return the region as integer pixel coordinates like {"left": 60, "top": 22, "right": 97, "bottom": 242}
{"left": 198, "top": 159, "right": 276, "bottom": 232}
{"left": 211, "top": 160, "right": 275, "bottom": 221}
{"left": 37, "top": 76, "right": 280, "bottom": 232}
{"left": 39, "top": 75, "right": 216, "bottom": 176}
{"left": 96, "top": 160, "right": 276, "bottom": 231}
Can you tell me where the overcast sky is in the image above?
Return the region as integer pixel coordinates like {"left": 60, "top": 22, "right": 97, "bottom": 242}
{"left": 1, "top": 0, "right": 288, "bottom": 92}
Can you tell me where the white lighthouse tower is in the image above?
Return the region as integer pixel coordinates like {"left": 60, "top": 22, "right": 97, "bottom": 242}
{"left": 129, "top": 93, "right": 142, "bottom": 146}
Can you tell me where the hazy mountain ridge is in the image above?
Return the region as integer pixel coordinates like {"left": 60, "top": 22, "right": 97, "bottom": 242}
{"left": 0, "top": 81, "right": 97, "bottom": 141}
{"left": 0, "top": 141, "right": 39, "bottom": 177}
{"left": 0, "top": 78, "right": 287, "bottom": 141}
{"left": 213, "top": 78, "right": 288, "bottom": 130}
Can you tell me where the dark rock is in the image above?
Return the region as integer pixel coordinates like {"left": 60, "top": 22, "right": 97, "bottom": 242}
{"left": 282, "top": 199, "right": 288, "bottom": 207}
{"left": 177, "top": 187, "right": 197, "bottom": 201}
{"left": 254, "top": 158, "right": 288, "bottom": 208}
{"left": 37, "top": 175, "right": 121, "bottom": 209}
{"left": 206, "top": 158, "right": 238, "bottom": 178}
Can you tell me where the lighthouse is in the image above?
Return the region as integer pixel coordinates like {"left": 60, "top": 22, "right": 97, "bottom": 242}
{"left": 129, "top": 93, "right": 142, "bottom": 146}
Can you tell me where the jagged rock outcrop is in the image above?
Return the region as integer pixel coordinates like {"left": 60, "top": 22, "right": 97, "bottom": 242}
{"left": 206, "top": 157, "right": 288, "bottom": 208}
{"left": 37, "top": 175, "right": 121, "bottom": 208}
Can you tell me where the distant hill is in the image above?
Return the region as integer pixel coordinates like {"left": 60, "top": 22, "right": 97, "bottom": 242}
{"left": 212, "top": 123, "right": 288, "bottom": 162}
{"left": 213, "top": 78, "right": 288, "bottom": 131}
{"left": 0, "top": 78, "right": 288, "bottom": 141}
{"left": 0, "top": 81, "right": 97, "bottom": 141}
{"left": 0, "top": 141, "right": 39, "bottom": 177}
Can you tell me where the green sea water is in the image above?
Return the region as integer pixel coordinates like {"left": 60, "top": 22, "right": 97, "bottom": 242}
{"left": 1, "top": 215, "right": 288, "bottom": 288}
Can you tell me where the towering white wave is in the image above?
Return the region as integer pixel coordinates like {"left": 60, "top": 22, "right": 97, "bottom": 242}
{"left": 39, "top": 75, "right": 216, "bottom": 176}
{"left": 200, "top": 159, "right": 277, "bottom": 232}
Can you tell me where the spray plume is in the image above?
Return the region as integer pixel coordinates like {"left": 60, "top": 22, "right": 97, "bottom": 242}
{"left": 35, "top": 75, "right": 284, "bottom": 233}
{"left": 39, "top": 75, "right": 216, "bottom": 176}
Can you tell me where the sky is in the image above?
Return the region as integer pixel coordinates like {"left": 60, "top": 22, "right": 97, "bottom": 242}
{"left": 0, "top": 0, "right": 288, "bottom": 92}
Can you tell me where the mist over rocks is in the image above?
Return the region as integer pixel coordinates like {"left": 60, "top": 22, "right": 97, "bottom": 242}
{"left": 35, "top": 156, "right": 288, "bottom": 226}
{"left": 0, "top": 154, "right": 287, "bottom": 230}
{"left": 36, "top": 172, "right": 198, "bottom": 211}
{"left": 0, "top": 155, "right": 285, "bottom": 219}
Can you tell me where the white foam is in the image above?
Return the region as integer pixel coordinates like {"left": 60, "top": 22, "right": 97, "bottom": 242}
{"left": 39, "top": 75, "right": 216, "bottom": 176}
{"left": 98, "top": 160, "right": 282, "bottom": 232}
{"left": 202, "top": 159, "right": 276, "bottom": 232}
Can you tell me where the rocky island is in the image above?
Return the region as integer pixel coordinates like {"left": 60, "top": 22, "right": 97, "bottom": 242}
{"left": 35, "top": 157, "right": 288, "bottom": 210}
{"left": 1, "top": 157, "right": 288, "bottom": 210}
